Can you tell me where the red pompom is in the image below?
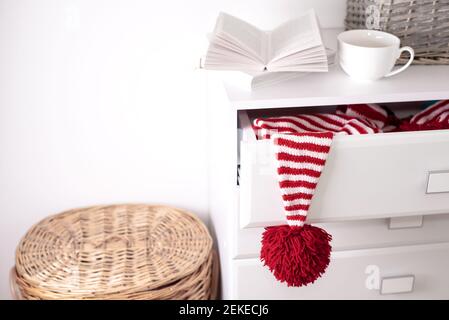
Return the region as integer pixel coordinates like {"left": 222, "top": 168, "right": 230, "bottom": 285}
{"left": 260, "top": 224, "right": 332, "bottom": 287}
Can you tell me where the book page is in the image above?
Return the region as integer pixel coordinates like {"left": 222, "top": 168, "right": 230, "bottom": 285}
{"left": 214, "top": 12, "right": 268, "bottom": 64}
{"left": 204, "top": 43, "right": 265, "bottom": 72}
{"left": 204, "top": 39, "right": 265, "bottom": 72}
{"left": 268, "top": 9, "right": 323, "bottom": 62}
{"left": 268, "top": 47, "right": 334, "bottom": 72}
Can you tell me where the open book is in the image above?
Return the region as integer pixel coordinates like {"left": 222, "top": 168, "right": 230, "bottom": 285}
{"left": 204, "top": 10, "right": 328, "bottom": 73}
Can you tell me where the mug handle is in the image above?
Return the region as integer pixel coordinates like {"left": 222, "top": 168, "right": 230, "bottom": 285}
{"left": 385, "top": 46, "right": 414, "bottom": 77}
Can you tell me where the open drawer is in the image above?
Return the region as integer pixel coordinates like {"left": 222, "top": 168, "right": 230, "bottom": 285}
{"left": 239, "top": 108, "right": 449, "bottom": 228}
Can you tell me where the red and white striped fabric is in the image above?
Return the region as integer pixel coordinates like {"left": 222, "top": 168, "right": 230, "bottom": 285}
{"left": 253, "top": 104, "right": 389, "bottom": 226}
{"left": 410, "top": 100, "right": 449, "bottom": 126}
{"left": 271, "top": 132, "right": 333, "bottom": 226}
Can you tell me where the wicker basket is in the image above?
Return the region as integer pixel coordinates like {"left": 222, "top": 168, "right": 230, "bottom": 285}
{"left": 345, "top": 0, "right": 449, "bottom": 64}
{"left": 11, "top": 204, "right": 217, "bottom": 300}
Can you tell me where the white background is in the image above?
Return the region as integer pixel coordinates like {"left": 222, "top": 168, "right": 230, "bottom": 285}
{"left": 0, "top": 0, "right": 345, "bottom": 299}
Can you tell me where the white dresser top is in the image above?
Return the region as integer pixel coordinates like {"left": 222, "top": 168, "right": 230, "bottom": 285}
{"left": 224, "top": 28, "right": 449, "bottom": 110}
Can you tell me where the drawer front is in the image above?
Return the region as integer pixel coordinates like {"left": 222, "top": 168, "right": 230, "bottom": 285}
{"left": 232, "top": 242, "right": 449, "bottom": 299}
{"left": 239, "top": 123, "right": 449, "bottom": 228}
{"left": 234, "top": 213, "right": 449, "bottom": 258}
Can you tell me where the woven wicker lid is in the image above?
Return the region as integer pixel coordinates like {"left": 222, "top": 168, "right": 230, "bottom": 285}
{"left": 15, "top": 204, "right": 212, "bottom": 298}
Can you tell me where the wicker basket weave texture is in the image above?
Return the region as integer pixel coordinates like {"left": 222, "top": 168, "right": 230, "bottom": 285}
{"left": 345, "top": 0, "right": 449, "bottom": 64}
{"left": 13, "top": 204, "right": 216, "bottom": 300}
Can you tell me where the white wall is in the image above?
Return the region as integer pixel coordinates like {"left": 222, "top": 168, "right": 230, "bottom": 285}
{"left": 0, "top": 0, "right": 346, "bottom": 299}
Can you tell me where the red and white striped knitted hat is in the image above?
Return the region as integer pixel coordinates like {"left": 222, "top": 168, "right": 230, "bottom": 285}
{"left": 253, "top": 104, "right": 390, "bottom": 287}
{"left": 254, "top": 101, "right": 449, "bottom": 287}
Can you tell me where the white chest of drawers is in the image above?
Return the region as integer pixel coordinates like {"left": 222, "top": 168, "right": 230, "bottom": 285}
{"left": 207, "top": 28, "right": 449, "bottom": 300}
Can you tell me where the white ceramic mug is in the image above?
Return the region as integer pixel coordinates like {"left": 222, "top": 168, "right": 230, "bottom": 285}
{"left": 337, "top": 29, "right": 414, "bottom": 81}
